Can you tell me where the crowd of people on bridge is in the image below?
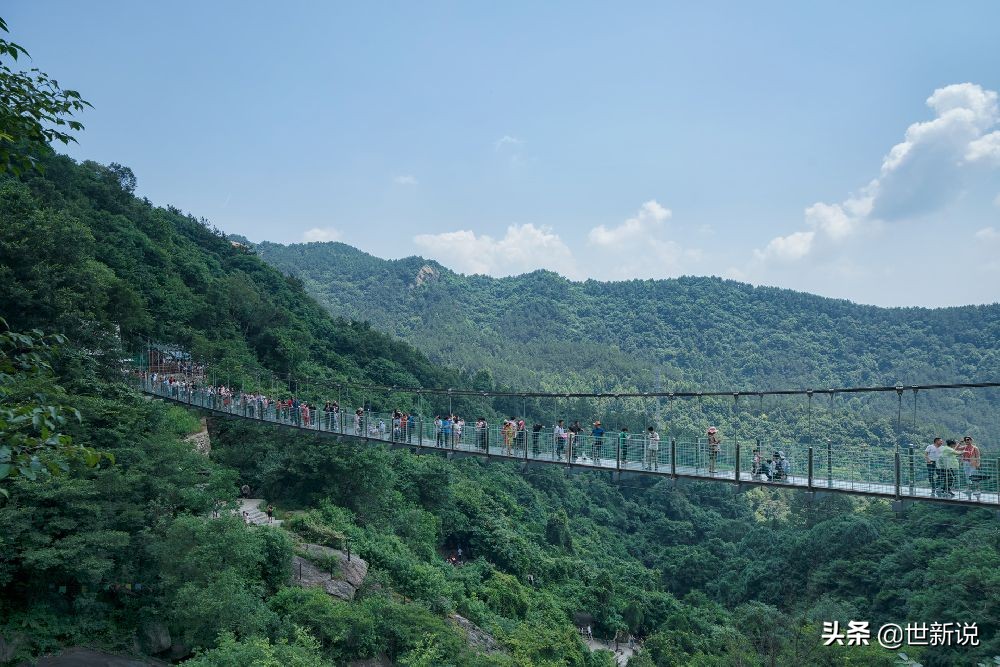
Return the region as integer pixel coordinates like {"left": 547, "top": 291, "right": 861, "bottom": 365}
{"left": 139, "top": 372, "right": 992, "bottom": 501}
{"left": 924, "top": 436, "right": 984, "bottom": 498}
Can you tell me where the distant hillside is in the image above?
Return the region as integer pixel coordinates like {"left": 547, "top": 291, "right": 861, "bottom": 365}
{"left": 256, "top": 241, "right": 1000, "bottom": 395}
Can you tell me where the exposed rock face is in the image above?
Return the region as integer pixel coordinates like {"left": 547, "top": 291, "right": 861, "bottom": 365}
{"left": 412, "top": 264, "right": 439, "bottom": 288}
{"left": 34, "top": 647, "right": 164, "bottom": 666}
{"left": 449, "top": 614, "right": 503, "bottom": 654}
{"left": 138, "top": 620, "right": 171, "bottom": 655}
{"left": 184, "top": 417, "right": 210, "bottom": 455}
{"left": 290, "top": 543, "right": 369, "bottom": 600}
{"left": 0, "top": 633, "right": 24, "bottom": 663}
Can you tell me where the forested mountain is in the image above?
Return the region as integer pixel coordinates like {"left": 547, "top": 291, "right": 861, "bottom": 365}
{"left": 256, "top": 241, "right": 1000, "bottom": 391}
{"left": 256, "top": 241, "right": 1000, "bottom": 436}
{"left": 3, "top": 154, "right": 999, "bottom": 667}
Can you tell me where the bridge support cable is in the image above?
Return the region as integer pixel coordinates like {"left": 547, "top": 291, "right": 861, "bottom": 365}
{"left": 131, "top": 375, "right": 1000, "bottom": 509}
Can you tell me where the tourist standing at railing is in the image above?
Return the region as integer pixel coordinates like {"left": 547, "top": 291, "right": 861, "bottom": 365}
{"left": 516, "top": 419, "right": 526, "bottom": 453}
{"left": 502, "top": 419, "right": 515, "bottom": 455}
{"left": 925, "top": 437, "right": 943, "bottom": 493}
{"left": 591, "top": 421, "right": 604, "bottom": 462}
{"left": 569, "top": 421, "right": 582, "bottom": 461}
{"left": 937, "top": 440, "right": 959, "bottom": 498}
{"left": 454, "top": 416, "right": 464, "bottom": 447}
{"left": 956, "top": 436, "right": 981, "bottom": 495}
{"left": 645, "top": 426, "right": 659, "bottom": 471}
{"left": 434, "top": 416, "right": 444, "bottom": 446}
{"left": 354, "top": 408, "right": 363, "bottom": 435}
{"left": 555, "top": 420, "right": 567, "bottom": 460}
{"left": 618, "top": 427, "right": 629, "bottom": 465}
{"left": 532, "top": 423, "right": 543, "bottom": 456}
{"left": 751, "top": 447, "right": 765, "bottom": 480}
{"left": 476, "top": 417, "right": 489, "bottom": 450}
{"left": 707, "top": 427, "right": 721, "bottom": 474}
{"left": 442, "top": 415, "right": 453, "bottom": 447}
{"left": 407, "top": 413, "right": 415, "bottom": 442}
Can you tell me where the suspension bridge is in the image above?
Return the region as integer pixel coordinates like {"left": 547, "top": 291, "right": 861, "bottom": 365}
{"left": 136, "top": 374, "right": 1000, "bottom": 509}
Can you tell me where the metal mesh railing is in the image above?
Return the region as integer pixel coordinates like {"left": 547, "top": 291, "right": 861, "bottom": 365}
{"left": 134, "top": 374, "right": 999, "bottom": 507}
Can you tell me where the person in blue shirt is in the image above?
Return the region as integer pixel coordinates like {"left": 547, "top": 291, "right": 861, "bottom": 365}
{"left": 442, "top": 415, "right": 453, "bottom": 447}
{"left": 591, "top": 421, "right": 605, "bottom": 462}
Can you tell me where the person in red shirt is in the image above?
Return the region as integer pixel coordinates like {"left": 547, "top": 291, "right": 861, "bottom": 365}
{"left": 956, "top": 435, "right": 982, "bottom": 497}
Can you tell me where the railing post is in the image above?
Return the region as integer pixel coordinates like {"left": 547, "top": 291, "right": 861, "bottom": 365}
{"left": 670, "top": 438, "right": 677, "bottom": 478}
{"left": 894, "top": 451, "right": 902, "bottom": 499}
{"left": 734, "top": 442, "right": 741, "bottom": 483}
{"left": 827, "top": 439, "right": 833, "bottom": 488}
{"left": 807, "top": 447, "right": 814, "bottom": 489}
{"left": 908, "top": 445, "right": 915, "bottom": 496}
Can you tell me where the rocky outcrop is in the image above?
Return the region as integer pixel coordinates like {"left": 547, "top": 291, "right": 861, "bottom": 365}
{"left": 449, "top": 614, "right": 503, "bottom": 654}
{"left": 412, "top": 264, "right": 439, "bottom": 288}
{"left": 138, "top": 620, "right": 171, "bottom": 655}
{"left": 34, "top": 647, "right": 166, "bottom": 666}
{"left": 0, "top": 633, "right": 25, "bottom": 663}
{"left": 290, "top": 543, "right": 368, "bottom": 600}
{"left": 184, "top": 417, "right": 210, "bottom": 455}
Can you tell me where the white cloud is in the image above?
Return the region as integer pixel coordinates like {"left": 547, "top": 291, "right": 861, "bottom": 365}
{"left": 494, "top": 135, "right": 524, "bottom": 151}
{"left": 588, "top": 200, "right": 671, "bottom": 247}
{"left": 302, "top": 227, "right": 342, "bottom": 243}
{"left": 585, "top": 201, "right": 702, "bottom": 278}
{"left": 967, "top": 132, "right": 1000, "bottom": 164}
{"left": 754, "top": 231, "right": 815, "bottom": 262}
{"left": 873, "top": 83, "right": 998, "bottom": 220}
{"left": 756, "top": 82, "right": 1000, "bottom": 265}
{"left": 413, "top": 223, "right": 577, "bottom": 278}
{"left": 975, "top": 226, "right": 1000, "bottom": 241}
{"left": 394, "top": 175, "right": 418, "bottom": 186}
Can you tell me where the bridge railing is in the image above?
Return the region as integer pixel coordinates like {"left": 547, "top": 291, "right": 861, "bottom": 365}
{"left": 134, "top": 375, "right": 999, "bottom": 504}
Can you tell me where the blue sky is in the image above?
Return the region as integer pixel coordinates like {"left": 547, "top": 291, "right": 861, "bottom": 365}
{"left": 7, "top": 1, "right": 1000, "bottom": 306}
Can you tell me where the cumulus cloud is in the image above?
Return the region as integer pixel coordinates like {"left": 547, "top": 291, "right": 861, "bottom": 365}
{"left": 588, "top": 200, "right": 671, "bottom": 247}
{"left": 586, "top": 201, "right": 702, "bottom": 278}
{"left": 413, "top": 223, "right": 577, "bottom": 278}
{"left": 756, "top": 83, "right": 1000, "bottom": 264}
{"left": 754, "top": 231, "right": 815, "bottom": 263}
{"left": 967, "top": 132, "right": 1000, "bottom": 164}
{"left": 394, "top": 175, "right": 418, "bottom": 186}
{"left": 302, "top": 227, "right": 342, "bottom": 243}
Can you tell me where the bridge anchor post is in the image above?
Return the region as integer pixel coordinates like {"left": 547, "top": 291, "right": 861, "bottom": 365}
{"left": 734, "top": 443, "right": 741, "bottom": 486}
{"left": 807, "top": 447, "right": 814, "bottom": 490}
{"left": 670, "top": 438, "right": 677, "bottom": 479}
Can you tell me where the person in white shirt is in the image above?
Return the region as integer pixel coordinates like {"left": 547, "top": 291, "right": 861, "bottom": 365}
{"left": 554, "top": 420, "right": 567, "bottom": 460}
{"left": 646, "top": 426, "right": 660, "bottom": 471}
{"left": 924, "top": 437, "right": 943, "bottom": 494}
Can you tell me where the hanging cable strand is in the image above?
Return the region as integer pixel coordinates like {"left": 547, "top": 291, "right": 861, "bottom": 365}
{"left": 176, "top": 353, "right": 999, "bottom": 400}
{"left": 224, "top": 376, "right": 999, "bottom": 400}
